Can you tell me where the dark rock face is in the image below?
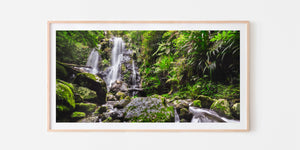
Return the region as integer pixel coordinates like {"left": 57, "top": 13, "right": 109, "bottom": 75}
{"left": 74, "top": 73, "right": 107, "bottom": 104}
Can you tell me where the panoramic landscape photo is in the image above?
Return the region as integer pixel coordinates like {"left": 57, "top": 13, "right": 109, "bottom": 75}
{"left": 56, "top": 30, "right": 240, "bottom": 123}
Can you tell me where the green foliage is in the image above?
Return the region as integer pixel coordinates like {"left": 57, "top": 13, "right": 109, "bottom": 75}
{"left": 56, "top": 31, "right": 105, "bottom": 65}
{"left": 193, "top": 100, "right": 202, "bottom": 107}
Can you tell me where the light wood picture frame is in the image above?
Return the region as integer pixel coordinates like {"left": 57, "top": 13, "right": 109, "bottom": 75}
{"left": 48, "top": 21, "right": 249, "bottom": 132}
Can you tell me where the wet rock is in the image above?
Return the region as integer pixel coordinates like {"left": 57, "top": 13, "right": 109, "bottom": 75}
{"left": 179, "top": 108, "right": 193, "bottom": 122}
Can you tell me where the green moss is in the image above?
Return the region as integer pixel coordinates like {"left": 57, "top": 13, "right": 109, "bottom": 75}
{"left": 57, "top": 79, "right": 74, "bottom": 91}
{"left": 75, "top": 103, "right": 97, "bottom": 114}
{"left": 121, "top": 64, "right": 126, "bottom": 72}
{"left": 71, "top": 112, "right": 86, "bottom": 118}
{"left": 193, "top": 100, "right": 202, "bottom": 107}
{"left": 210, "top": 99, "right": 232, "bottom": 118}
{"left": 74, "top": 72, "right": 107, "bottom": 104}
{"left": 74, "top": 86, "right": 97, "bottom": 102}
{"left": 123, "top": 71, "right": 131, "bottom": 83}
{"left": 56, "top": 80, "right": 75, "bottom": 109}
{"left": 116, "top": 91, "right": 126, "bottom": 100}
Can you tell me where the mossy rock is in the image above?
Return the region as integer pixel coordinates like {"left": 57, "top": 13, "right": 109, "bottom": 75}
{"left": 172, "top": 100, "right": 189, "bottom": 112}
{"left": 56, "top": 80, "right": 75, "bottom": 113}
{"left": 114, "top": 98, "right": 131, "bottom": 109}
{"left": 231, "top": 103, "right": 240, "bottom": 119}
{"left": 124, "top": 97, "right": 174, "bottom": 122}
{"left": 192, "top": 100, "right": 202, "bottom": 107}
{"left": 115, "top": 91, "right": 126, "bottom": 100}
{"left": 73, "top": 85, "right": 98, "bottom": 103}
{"left": 197, "top": 95, "right": 215, "bottom": 108}
{"left": 75, "top": 103, "right": 97, "bottom": 115}
{"left": 56, "top": 62, "right": 68, "bottom": 81}
{"left": 210, "top": 99, "right": 232, "bottom": 118}
{"left": 94, "top": 106, "right": 108, "bottom": 115}
{"left": 56, "top": 61, "right": 79, "bottom": 82}
{"left": 71, "top": 112, "right": 86, "bottom": 121}
{"left": 74, "top": 73, "right": 107, "bottom": 104}
{"left": 107, "top": 92, "right": 117, "bottom": 101}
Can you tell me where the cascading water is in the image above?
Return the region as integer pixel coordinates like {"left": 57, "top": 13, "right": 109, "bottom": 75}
{"left": 174, "top": 109, "right": 180, "bottom": 123}
{"left": 86, "top": 48, "right": 99, "bottom": 74}
{"left": 107, "top": 37, "right": 124, "bottom": 87}
{"left": 131, "top": 60, "right": 139, "bottom": 96}
{"left": 132, "top": 60, "right": 137, "bottom": 87}
{"left": 189, "top": 106, "right": 238, "bottom": 123}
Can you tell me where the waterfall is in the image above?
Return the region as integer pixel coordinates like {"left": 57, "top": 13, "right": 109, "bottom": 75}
{"left": 174, "top": 109, "right": 180, "bottom": 123}
{"left": 132, "top": 60, "right": 137, "bottom": 87}
{"left": 107, "top": 37, "right": 124, "bottom": 87}
{"left": 86, "top": 48, "right": 99, "bottom": 74}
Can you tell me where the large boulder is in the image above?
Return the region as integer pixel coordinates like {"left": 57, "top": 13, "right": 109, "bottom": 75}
{"left": 231, "top": 103, "right": 240, "bottom": 119}
{"left": 124, "top": 97, "right": 174, "bottom": 122}
{"left": 73, "top": 85, "right": 98, "bottom": 103}
{"left": 210, "top": 99, "right": 232, "bottom": 118}
{"left": 197, "top": 95, "right": 215, "bottom": 108}
{"left": 74, "top": 73, "right": 107, "bottom": 104}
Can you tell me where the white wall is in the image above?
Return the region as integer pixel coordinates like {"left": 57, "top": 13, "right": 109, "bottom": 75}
{"left": 0, "top": 0, "right": 299, "bottom": 150}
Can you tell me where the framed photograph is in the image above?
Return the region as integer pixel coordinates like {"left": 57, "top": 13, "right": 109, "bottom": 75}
{"left": 48, "top": 21, "right": 249, "bottom": 131}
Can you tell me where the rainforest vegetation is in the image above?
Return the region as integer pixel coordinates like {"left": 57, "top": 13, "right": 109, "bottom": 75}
{"left": 56, "top": 30, "right": 240, "bottom": 123}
